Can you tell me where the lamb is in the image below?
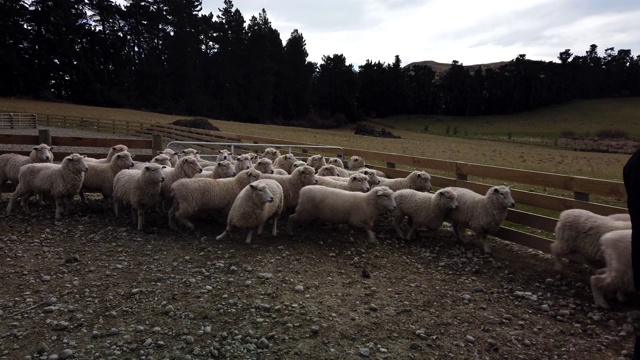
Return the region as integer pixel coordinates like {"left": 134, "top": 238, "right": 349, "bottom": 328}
{"left": 316, "top": 173, "right": 370, "bottom": 192}
{"left": 590, "top": 230, "right": 634, "bottom": 309}
{"left": 195, "top": 160, "right": 236, "bottom": 179}
{"left": 216, "top": 179, "right": 284, "bottom": 244}
{"left": 392, "top": 188, "right": 459, "bottom": 240}
{"left": 157, "top": 148, "right": 179, "bottom": 166}
{"left": 347, "top": 155, "right": 386, "bottom": 177}
{"left": 168, "top": 168, "right": 263, "bottom": 230}
{"left": 259, "top": 165, "right": 318, "bottom": 213}
{"left": 233, "top": 154, "right": 253, "bottom": 174}
{"left": 159, "top": 156, "right": 203, "bottom": 205}
{"left": 306, "top": 154, "right": 326, "bottom": 172}
{"left": 551, "top": 208, "right": 632, "bottom": 271}
{"left": 273, "top": 154, "right": 298, "bottom": 174}
{"left": 112, "top": 164, "right": 165, "bottom": 231}
{"left": 0, "top": 143, "right": 55, "bottom": 200}
{"left": 84, "top": 144, "right": 128, "bottom": 163}
{"left": 253, "top": 158, "right": 275, "bottom": 175}
{"left": 79, "top": 151, "right": 135, "bottom": 205}
{"left": 376, "top": 171, "right": 432, "bottom": 192}
{"left": 262, "top": 147, "right": 281, "bottom": 162}
{"left": 445, "top": 186, "right": 516, "bottom": 254}
{"left": 317, "top": 164, "right": 340, "bottom": 177}
{"left": 286, "top": 186, "right": 396, "bottom": 243}
{"left": 6, "top": 154, "right": 88, "bottom": 219}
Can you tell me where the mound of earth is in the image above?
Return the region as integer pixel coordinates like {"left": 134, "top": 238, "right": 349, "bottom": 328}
{"left": 172, "top": 118, "right": 220, "bottom": 131}
{"left": 354, "top": 123, "right": 401, "bottom": 139}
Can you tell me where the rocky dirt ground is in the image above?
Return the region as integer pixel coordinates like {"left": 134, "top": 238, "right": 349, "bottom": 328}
{"left": 0, "top": 195, "right": 639, "bottom": 360}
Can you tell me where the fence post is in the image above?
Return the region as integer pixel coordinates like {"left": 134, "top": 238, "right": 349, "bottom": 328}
{"left": 574, "top": 192, "right": 590, "bottom": 202}
{"left": 386, "top": 162, "right": 396, "bottom": 169}
{"left": 38, "top": 129, "right": 52, "bottom": 146}
{"left": 152, "top": 134, "right": 163, "bottom": 155}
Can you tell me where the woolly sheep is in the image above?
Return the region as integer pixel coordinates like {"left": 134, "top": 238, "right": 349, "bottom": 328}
{"left": 233, "top": 154, "right": 253, "bottom": 174}
{"left": 446, "top": 186, "right": 516, "bottom": 254}
{"left": 608, "top": 213, "right": 630, "bottom": 222}
{"left": 84, "top": 144, "right": 128, "bottom": 163}
{"left": 113, "top": 164, "right": 165, "bottom": 231}
{"left": 196, "top": 150, "right": 232, "bottom": 168}
{"left": 317, "top": 164, "right": 340, "bottom": 177}
{"left": 590, "top": 230, "right": 634, "bottom": 309}
{"left": 80, "top": 151, "right": 135, "bottom": 205}
{"left": 179, "top": 148, "right": 202, "bottom": 160}
{"left": 195, "top": 160, "right": 236, "bottom": 179}
{"left": 216, "top": 179, "right": 284, "bottom": 244}
{"left": 347, "top": 155, "right": 387, "bottom": 177}
{"left": 260, "top": 165, "right": 318, "bottom": 213}
{"left": 245, "top": 152, "right": 260, "bottom": 164}
{"left": 262, "top": 147, "right": 281, "bottom": 162}
{"left": 160, "top": 156, "right": 203, "bottom": 204}
{"left": 329, "top": 168, "right": 381, "bottom": 186}
{"left": 253, "top": 157, "right": 275, "bottom": 175}
{"left": 157, "top": 148, "right": 179, "bottom": 166}
{"left": 132, "top": 154, "right": 171, "bottom": 170}
{"left": 551, "top": 209, "right": 632, "bottom": 271}
{"left": 0, "top": 143, "right": 55, "bottom": 200}
{"left": 376, "top": 170, "right": 432, "bottom": 192}
{"left": 6, "top": 154, "right": 88, "bottom": 219}
{"left": 327, "top": 157, "right": 345, "bottom": 169}
{"left": 273, "top": 169, "right": 288, "bottom": 175}
{"left": 168, "top": 168, "right": 263, "bottom": 230}
{"left": 316, "top": 173, "right": 370, "bottom": 192}
{"left": 306, "top": 154, "right": 327, "bottom": 172}
{"left": 392, "top": 187, "right": 459, "bottom": 240}
{"left": 286, "top": 185, "right": 396, "bottom": 243}
{"left": 273, "top": 154, "right": 297, "bottom": 174}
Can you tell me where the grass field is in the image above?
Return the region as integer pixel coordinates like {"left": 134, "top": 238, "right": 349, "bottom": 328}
{"left": 0, "top": 97, "right": 636, "bottom": 181}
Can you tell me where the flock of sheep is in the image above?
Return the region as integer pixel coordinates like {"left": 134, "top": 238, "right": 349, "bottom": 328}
{"left": 0, "top": 143, "right": 635, "bottom": 310}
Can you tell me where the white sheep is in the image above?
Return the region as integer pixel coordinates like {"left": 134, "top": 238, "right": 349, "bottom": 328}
{"left": 392, "top": 187, "right": 459, "bottom": 240}
{"left": 306, "top": 154, "right": 326, "bottom": 172}
{"left": 80, "top": 151, "right": 135, "bottom": 205}
{"left": 327, "top": 157, "right": 345, "bottom": 168}
{"left": 316, "top": 173, "right": 370, "bottom": 192}
{"left": 112, "top": 164, "right": 165, "bottom": 231}
{"left": 233, "top": 154, "right": 253, "bottom": 174}
{"left": 376, "top": 170, "right": 432, "bottom": 192}
{"left": 551, "top": 208, "right": 632, "bottom": 271}
{"left": 84, "top": 144, "right": 128, "bottom": 163}
{"left": 328, "top": 168, "right": 381, "bottom": 186}
{"left": 317, "top": 164, "right": 340, "bottom": 177}
{"left": 286, "top": 185, "right": 396, "bottom": 243}
{"left": 253, "top": 157, "right": 275, "bottom": 174}
{"left": 196, "top": 150, "right": 232, "bottom": 168}
{"left": 273, "top": 169, "right": 288, "bottom": 175}
{"left": 6, "top": 153, "right": 88, "bottom": 219}
{"left": 216, "top": 179, "right": 284, "bottom": 244}
{"left": 445, "top": 186, "right": 516, "bottom": 254}
{"left": 196, "top": 160, "right": 236, "bottom": 179}
{"left": 160, "top": 156, "right": 203, "bottom": 205}
{"left": 157, "top": 148, "right": 179, "bottom": 166}
{"left": 273, "top": 154, "right": 297, "bottom": 174}
{"left": 590, "top": 230, "right": 634, "bottom": 309}
{"left": 262, "top": 147, "right": 281, "bottom": 162}
{"left": 259, "top": 165, "right": 318, "bottom": 213}
{"left": 0, "top": 143, "right": 55, "bottom": 200}
{"left": 168, "top": 168, "right": 263, "bottom": 230}
{"left": 179, "top": 148, "right": 202, "bottom": 160}
{"left": 347, "top": 155, "right": 386, "bottom": 177}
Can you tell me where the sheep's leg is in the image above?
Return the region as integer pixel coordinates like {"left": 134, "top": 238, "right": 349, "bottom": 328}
{"left": 616, "top": 291, "right": 627, "bottom": 303}
{"left": 113, "top": 200, "right": 120, "bottom": 218}
{"left": 6, "top": 191, "right": 19, "bottom": 215}
{"left": 168, "top": 202, "right": 178, "bottom": 230}
{"left": 19, "top": 190, "right": 34, "bottom": 214}
{"left": 245, "top": 229, "right": 254, "bottom": 244}
{"left": 79, "top": 189, "right": 87, "bottom": 204}
{"left": 270, "top": 217, "right": 279, "bottom": 237}
{"left": 175, "top": 210, "right": 194, "bottom": 230}
{"left": 63, "top": 196, "right": 73, "bottom": 216}
{"left": 480, "top": 233, "right": 492, "bottom": 254}
{"left": 54, "top": 196, "right": 64, "bottom": 220}
{"left": 257, "top": 222, "right": 265, "bottom": 235}
{"left": 130, "top": 207, "right": 137, "bottom": 224}
{"left": 590, "top": 274, "right": 610, "bottom": 309}
{"left": 391, "top": 211, "right": 406, "bottom": 239}
{"left": 216, "top": 227, "right": 230, "bottom": 241}
{"left": 365, "top": 228, "right": 378, "bottom": 244}
{"left": 285, "top": 214, "right": 297, "bottom": 236}
{"left": 549, "top": 243, "right": 565, "bottom": 270}
{"left": 137, "top": 208, "right": 146, "bottom": 231}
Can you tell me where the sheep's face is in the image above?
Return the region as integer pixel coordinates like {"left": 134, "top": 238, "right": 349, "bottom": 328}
{"left": 491, "top": 186, "right": 516, "bottom": 208}
{"left": 151, "top": 154, "right": 172, "bottom": 167}
{"left": 109, "top": 145, "right": 128, "bottom": 157}
{"left": 349, "top": 173, "right": 370, "bottom": 192}
{"left": 181, "top": 148, "right": 200, "bottom": 159}
{"left": 262, "top": 148, "right": 281, "bottom": 161}
{"left": 144, "top": 164, "right": 165, "bottom": 183}
{"left": 216, "top": 160, "right": 236, "bottom": 178}
{"left": 254, "top": 159, "right": 274, "bottom": 174}
{"left": 244, "top": 169, "right": 262, "bottom": 183}
{"left": 292, "top": 161, "right": 306, "bottom": 170}
{"left": 347, "top": 156, "right": 364, "bottom": 170}
{"left": 438, "top": 188, "right": 459, "bottom": 210}
{"left": 236, "top": 155, "right": 252, "bottom": 171}
{"left": 327, "top": 158, "right": 344, "bottom": 168}
{"left": 114, "top": 152, "right": 135, "bottom": 168}
{"left": 375, "top": 186, "right": 396, "bottom": 211}
{"left": 412, "top": 171, "right": 432, "bottom": 192}
{"left": 250, "top": 182, "right": 275, "bottom": 204}
{"left": 216, "top": 150, "right": 230, "bottom": 162}
{"left": 295, "top": 166, "right": 318, "bottom": 185}
{"left": 32, "top": 144, "right": 55, "bottom": 163}
{"left": 65, "top": 154, "right": 89, "bottom": 173}
{"left": 181, "top": 157, "right": 203, "bottom": 174}
{"left": 359, "top": 169, "right": 381, "bottom": 185}
{"left": 306, "top": 155, "right": 325, "bottom": 169}
{"left": 318, "top": 165, "right": 338, "bottom": 177}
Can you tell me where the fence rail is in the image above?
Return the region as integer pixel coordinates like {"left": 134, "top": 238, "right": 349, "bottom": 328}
{"left": 0, "top": 113, "right": 37, "bottom": 129}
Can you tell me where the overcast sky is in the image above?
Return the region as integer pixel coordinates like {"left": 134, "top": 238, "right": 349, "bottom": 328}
{"left": 201, "top": 0, "right": 640, "bottom": 67}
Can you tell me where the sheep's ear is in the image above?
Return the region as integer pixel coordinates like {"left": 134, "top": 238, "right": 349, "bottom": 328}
{"left": 376, "top": 189, "right": 385, "bottom": 196}
{"left": 157, "top": 151, "right": 163, "bottom": 155}
{"left": 130, "top": 153, "right": 135, "bottom": 158}
{"left": 144, "top": 165, "right": 150, "bottom": 171}
{"left": 195, "top": 150, "right": 200, "bottom": 154}
{"left": 162, "top": 165, "right": 168, "bottom": 169}
{"left": 438, "top": 191, "right": 444, "bottom": 196}
{"left": 82, "top": 155, "right": 87, "bottom": 158}
{"left": 250, "top": 184, "right": 258, "bottom": 190}
{"left": 32, "top": 146, "right": 38, "bottom": 150}
{"left": 493, "top": 187, "right": 499, "bottom": 193}
{"left": 49, "top": 146, "right": 55, "bottom": 151}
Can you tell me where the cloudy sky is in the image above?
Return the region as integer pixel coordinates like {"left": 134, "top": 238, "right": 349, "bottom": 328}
{"left": 200, "top": 0, "right": 640, "bottom": 66}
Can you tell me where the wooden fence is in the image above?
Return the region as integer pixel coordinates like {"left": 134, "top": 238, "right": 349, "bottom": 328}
{"left": 0, "top": 113, "right": 37, "bottom": 129}
{"left": 0, "top": 118, "right": 629, "bottom": 255}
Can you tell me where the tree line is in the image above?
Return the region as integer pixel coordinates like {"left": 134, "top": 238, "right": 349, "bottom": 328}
{"left": 2, "top": 0, "right": 639, "bottom": 127}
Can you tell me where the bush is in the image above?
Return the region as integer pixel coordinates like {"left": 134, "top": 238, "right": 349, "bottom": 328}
{"left": 560, "top": 130, "right": 576, "bottom": 139}
{"left": 596, "top": 129, "right": 629, "bottom": 139}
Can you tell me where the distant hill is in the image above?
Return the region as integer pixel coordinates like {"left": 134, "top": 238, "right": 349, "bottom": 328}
{"left": 404, "top": 60, "right": 509, "bottom": 73}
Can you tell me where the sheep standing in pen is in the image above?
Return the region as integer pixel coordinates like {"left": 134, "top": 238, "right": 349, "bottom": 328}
{"left": 253, "top": 158, "right": 275, "bottom": 174}
{"left": 216, "top": 179, "right": 284, "bottom": 244}
{"left": 0, "top": 143, "right": 55, "bottom": 200}
{"left": 168, "top": 169, "right": 263, "bottom": 230}
{"left": 157, "top": 149, "right": 179, "bottom": 166}
{"left": 233, "top": 154, "right": 253, "bottom": 174}
{"left": 306, "top": 154, "right": 326, "bottom": 172}
{"left": 328, "top": 168, "right": 381, "bottom": 186}
{"left": 262, "top": 148, "right": 281, "bottom": 162}
{"left": 260, "top": 165, "right": 318, "bottom": 214}
{"left": 286, "top": 186, "right": 396, "bottom": 243}
{"left": 327, "top": 157, "right": 345, "bottom": 169}
{"left": 113, "top": 164, "right": 165, "bottom": 231}
{"left": 273, "top": 154, "right": 297, "bottom": 174}
{"left": 446, "top": 186, "right": 516, "bottom": 254}
{"left": 589, "top": 230, "right": 634, "bottom": 309}
{"left": 159, "top": 157, "right": 203, "bottom": 207}
{"left": 392, "top": 187, "right": 459, "bottom": 240}
{"left": 376, "top": 170, "right": 432, "bottom": 192}
{"left": 196, "top": 150, "right": 231, "bottom": 168}
{"left": 179, "top": 148, "right": 202, "bottom": 160}
{"left": 6, "top": 154, "right": 88, "bottom": 219}
{"left": 196, "top": 160, "right": 236, "bottom": 179}
{"left": 316, "top": 173, "right": 370, "bottom": 192}
{"left": 79, "top": 151, "right": 135, "bottom": 206}
{"left": 317, "top": 164, "right": 340, "bottom": 177}
{"left": 551, "top": 208, "right": 632, "bottom": 271}
{"left": 347, "top": 155, "right": 387, "bottom": 177}
{"left": 84, "top": 144, "right": 128, "bottom": 163}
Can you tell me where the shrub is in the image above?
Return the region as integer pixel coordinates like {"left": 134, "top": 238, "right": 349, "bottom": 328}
{"left": 560, "top": 130, "right": 576, "bottom": 139}
{"left": 596, "top": 129, "right": 629, "bottom": 139}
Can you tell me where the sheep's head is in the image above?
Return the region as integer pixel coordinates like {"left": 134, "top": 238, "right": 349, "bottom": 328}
{"left": 490, "top": 186, "right": 515, "bottom": 208}
{"left": 32, "top": 143, "right": 54, "bottom": 163}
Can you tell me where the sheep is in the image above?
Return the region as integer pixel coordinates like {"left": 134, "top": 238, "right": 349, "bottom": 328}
{"left": 112, "top": 164, "right": 165, "bottom": 231}
{"left": 168, "top": 168, "right": 263, "bottom": 230}
{"left": 376, "top": 170, "right": 432, "bottom": 192}
{"left": 327, "top": 157, "right": 345, "bottom": 169}
{"left": 262, "top": 147, "right": 281, "bottom": 162}
{"left": 306, "top": 154, "right": 326, "bottom": 172}
{"left": 291, "top": 160, "right": 306, "bottom": 171}
{"left": 233, "top": 154, "right": 253, "bottom": 174}
{"left": 316, "top": 173, "right": 370, "bottom": 192}
{"left": 317, "top": 164, "right": 340, "bottom": 177}
{"left": 347, "top": 155, "right": 387, "bottom": 177}
{"left": 159, "top": 156, "right": 203, "bottom": 206}
{"left": 6, "top": 153, "right": 88, "bottom": 219}
{"left": 197, "top": 150, "right": 232, "bottom": 168}
{"left": 216, "top": 179, "right": 284, "bottom": 244}
{"left": 551, "top": 208, "right": 632, "bottom": 271}
{"left": 392, "top": 187, "right": 459, "bottom": 240}
{"left": 0, "top": 143, "right": 55, "bottom": 200}
{"left": 84, "top": 144, "right": 128, "bottom": 163}
{"left": 590, "top": 230, "right": 634, "bottom": 309}
{"left": 179, "top": 148, "right": 202, "bottom": 160}
{"left": 157, "top": 148, "right": 179, "bottom": 166}
{"left": 608, "top": 213, "right": 631, "bottom": 222}
{"left": 195, "top": 160, "right": 236, "bottom": 179}
{"left": 273, "top": 169, "right": 288, "bottom": 175}
{"left": 445, "top": 186, "right": 516, "bottom": 254}
{"left": 328, "top": 168, "right": 381, "bottom": 186}
{"left": 253, "top": 157, "right": 275, "bottom": 175}
{"left": 79, "top": 151, "right": 135, "bottom": 205}
{"left": 273, "top": 154, "right": 297, "bottom": 174}
{"left": 259, "top": 165, "right": 318, "bottom": 213}
{"left": 286, "top": 185, "right": 396, "bottom": 243}
{"left": 245, "top": 152, "right": 260, "bottom": 164}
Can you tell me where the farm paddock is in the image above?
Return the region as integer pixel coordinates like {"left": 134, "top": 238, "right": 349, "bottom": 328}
{"left": 0, "top": 196, "right": 638, "bottom": 360}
